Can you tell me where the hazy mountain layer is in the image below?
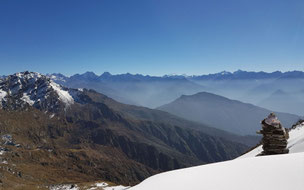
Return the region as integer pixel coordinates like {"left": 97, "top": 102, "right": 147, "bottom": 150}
{"left": 189, "top": 71, "right": 304, "bottom": 115}
{"left": 49, "top": 72, "right": 207, "bottom": 108}
{"left": 158, "top": 92, "right": 300, "bottom": 135}
{"left": 49, "top": 70, "right": 304, "bottom": 115}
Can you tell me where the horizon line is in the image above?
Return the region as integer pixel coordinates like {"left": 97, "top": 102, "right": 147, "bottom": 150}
{"left": 2, "top": 69, "right": 304, "bottom": 78}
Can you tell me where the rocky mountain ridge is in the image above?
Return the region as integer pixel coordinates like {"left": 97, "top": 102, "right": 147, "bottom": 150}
{"left": 0, "top": 72, "right": 249, "bottom": 189}
{"left": 0, "top": 71, "right": 78, "bottom": 112}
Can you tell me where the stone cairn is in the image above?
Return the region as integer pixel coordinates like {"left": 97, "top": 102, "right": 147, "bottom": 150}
{"left": 257, "top": 113, "right": 289, "bottom": 155}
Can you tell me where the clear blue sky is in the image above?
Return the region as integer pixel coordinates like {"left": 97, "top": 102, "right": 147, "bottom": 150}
{"left": 0, "top": 0, "right": 304, "bottom": 76}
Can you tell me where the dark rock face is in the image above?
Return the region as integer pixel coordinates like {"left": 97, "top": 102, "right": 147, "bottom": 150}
{"left": 257, "top": 113, "right": 289, "bottom": 155}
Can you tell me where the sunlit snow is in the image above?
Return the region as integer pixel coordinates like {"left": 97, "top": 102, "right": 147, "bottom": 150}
{"left": 86, "top": 182, "right": 130, "bottom": 190}
{"left": 50, "top": 81, "right": 74, "bottom": 106}
{"left": 0, "top": 89, "right": 7, "bottom": 100}
{"left": 130, "top": 153, "right": 304, "bottom": 190}
{"left": 21, "top": 93, "right": 35, "bottom": 106}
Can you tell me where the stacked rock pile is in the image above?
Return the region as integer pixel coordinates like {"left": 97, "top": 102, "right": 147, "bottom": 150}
{"left": 257, "top": 113, "right": 289, "bottom": 155}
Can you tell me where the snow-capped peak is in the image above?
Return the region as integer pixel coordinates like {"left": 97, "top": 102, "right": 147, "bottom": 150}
{"left": 0, "top": 71, "right": 75, "bottom": 110}
{"left": 219, "top": 71, "right": 231, "bottom": 75}
{"left": 47, "top": 73, "right": 68, "bottom": 83}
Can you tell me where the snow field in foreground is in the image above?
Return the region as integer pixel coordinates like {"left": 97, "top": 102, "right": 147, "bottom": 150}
{"left": 130, "top": 152, "right": 304, "bottom": 190}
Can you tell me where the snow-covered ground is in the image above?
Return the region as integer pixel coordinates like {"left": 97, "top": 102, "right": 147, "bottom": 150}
{"left": 87, "top": 182, "right": 130, "bottom": 190}
{"left": 49, "top": 182, "right": 130, "bottom": 190}
{"left": 130, "top": 152, "right": 304, "bottom": 190}
{"left": 129, "top": 122, "right": 304, "bottom": 190}
{"left": 0, "top": 89, "right": 7, "bottom": 101}
{"left": 50, "top": 184, "right": 79, "bottom": 190}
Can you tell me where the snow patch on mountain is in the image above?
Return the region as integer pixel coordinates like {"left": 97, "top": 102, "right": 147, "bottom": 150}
{"left": 49, "top": 184, "right": 79, "bottom": 190}
{"left": 49, "top": 73, "right": 67, "bottom": 83}
{"left": 21, "top": 93, "right": 35, "bottom": 106}
{"left": 49, "top": 113, "right": 55, "bottom": 119}
{"left": 0, "top": 89, "right": 7, "bottom": 101}
{"left": 50, "top": 81, "right": 74, "bottom": 106}
{"left": 86, "top": 182, "right": 130, "bottom": 190}
{"left": 0, "top": 71, "right": 76, "bottom": 109}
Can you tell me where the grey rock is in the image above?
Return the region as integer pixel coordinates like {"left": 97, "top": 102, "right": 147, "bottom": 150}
{"left": 257, "top": 113, "right": 289, "bottom": 155}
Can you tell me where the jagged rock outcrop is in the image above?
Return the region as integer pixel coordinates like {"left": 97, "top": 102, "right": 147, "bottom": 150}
{"left": 257, "top": 113, "right": 289, "bottom": 155}
{"left": 0, "top": 71, "right": 78, "bottom": 112}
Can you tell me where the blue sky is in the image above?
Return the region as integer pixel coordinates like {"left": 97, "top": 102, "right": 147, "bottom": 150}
{"left": 0, "top": 0, "right": 304, "bottom": 76}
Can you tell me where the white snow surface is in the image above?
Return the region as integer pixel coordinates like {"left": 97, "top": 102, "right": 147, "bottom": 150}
{"left": 287, "top": 123, "right": 304, "bottom": 153}
{"left": 0, "top": 89, "right": 7, "bottom": 102}
{"left": 130, "top": 152, "right": 304, "bottom": 190}
{"left": 95, "top": 182, "right": 108, "bottom": 187}
{"left": 86, "top": 182, "right": 130, "bottom": 190}
{"left": 240, "top": 122, "right": 304, "bottom": 158}
{"left": 50, "top": 81, "right": 74, "bottom": 106}
{"left": 21, "top": 93, "right": 35, "bottom": 106}
{"left": 49, "top": 184, "right": 79, "bottom": 190}
{"left": 50, "top": 75, "right": 66, "bottom": 82}
{"left": 103, "top": 185, "right": 130, "bottom": 190}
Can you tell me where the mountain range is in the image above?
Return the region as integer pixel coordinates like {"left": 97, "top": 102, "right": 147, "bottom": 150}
{"left": 50, "top": 72, "right": 207, "bottom": 108}
{"left": 47, "top": 70, "right": 304, "bottom": 116}
{"left": 50, "top": 70, "right": 304, "bottom": 82}
{"left": 188, "top": 70, "right": 304, "bottom": 80}
{"left": 0, "top": 72, "right": 251, "bottom": 189}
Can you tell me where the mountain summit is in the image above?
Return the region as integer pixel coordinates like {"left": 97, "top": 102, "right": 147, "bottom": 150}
{"left": 158, "top": 92, "right": 300, "bottom": 135}
{"left": 0, "top": 71, "right": 77, "bottom": 111}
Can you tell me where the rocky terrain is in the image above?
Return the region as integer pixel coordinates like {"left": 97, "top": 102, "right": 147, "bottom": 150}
{"left": 0, "top": 72, "right": 249, "bottom": 189}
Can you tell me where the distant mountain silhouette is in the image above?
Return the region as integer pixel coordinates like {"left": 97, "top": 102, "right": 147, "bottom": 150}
{"left": 258, "top": 89, "right": 304, "bottom": 115}
{"left": 157, "top": 92, "right": 300, "bottom": 135}
{"left": 48, "top": 70, "right": 304, "bottom": 115}
{"left": 50, "top": 72, "right": 208, "bottom": 108}
{"left": 188, "top": 70, "right": 304, "bottom": 80}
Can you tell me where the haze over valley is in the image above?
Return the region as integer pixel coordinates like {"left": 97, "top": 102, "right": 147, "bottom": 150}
{"left": 1, "top": 0, "right": 304, "bottom": 189}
